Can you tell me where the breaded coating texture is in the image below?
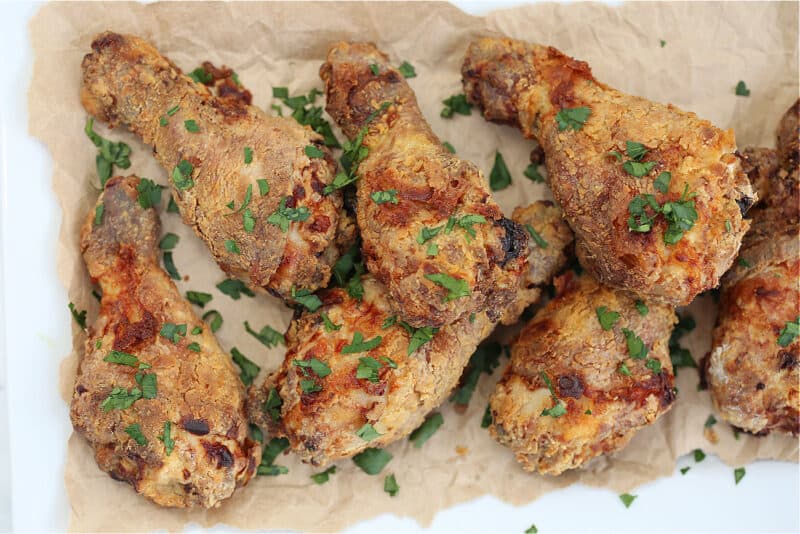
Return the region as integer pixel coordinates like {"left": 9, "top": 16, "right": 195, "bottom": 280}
{"left": 248, "top": 276, "right": 496, "bottom": 467}
{"left": 462, "top": 37, "right": 754, "bottom": 306}
{"left": 81, "top": 32, "right": 343, "bottom": 298}
{"left": 321, "top": 42, "right": 528, "bottom": 328}
{"left": 490, "top": 272, "right": 676, "bottom": 475}
{"left": 501, "top": 200, "right": 574, "bottom": 325}
{"left": 71, "top": 176, "right": 260, "bottom": 508}
{"left": 707, "top": 100, "right": 800, "bottom": 436}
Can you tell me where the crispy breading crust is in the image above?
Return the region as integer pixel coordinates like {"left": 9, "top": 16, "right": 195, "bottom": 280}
{"left": 321, "top": 42, "right": 528, "bottom": 328}
{"left": 462, "top": 37, "right": 755, "bottom": 307}
{"left": 501, "top": 200, "right": 574, "bottom": 325}
{"left": 247, "top": 275, "right": 496, "bottom": 466}
{"left": 708, "top": 99, "right": 800, "bottom": 436}
{"left": 80, "top": 32, "right": 343, "bottom": 298}
{"left": 490, "top": 272, "right": 676, "bottom": 475}
{"left": 71, "top": 176, "right": 260, "bottom": 508}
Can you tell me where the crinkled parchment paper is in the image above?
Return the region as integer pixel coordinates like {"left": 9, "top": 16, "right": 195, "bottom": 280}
{"left": 28, "top": 1, "right": 798, "bottom": 532}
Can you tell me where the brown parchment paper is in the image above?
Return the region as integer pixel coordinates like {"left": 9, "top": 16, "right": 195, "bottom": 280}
{"left": 28, "top": 1, "right": 799, "bottom": 532}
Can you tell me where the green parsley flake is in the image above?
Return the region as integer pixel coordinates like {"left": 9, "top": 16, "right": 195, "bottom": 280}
{"left": 555, "top": 106, "right": 591, "bottom": 131}
{"left": 136, "top": 178, "right": 164, "bottom": 209}
{"left": 635, "top": 300, "right": 649, "bottom": 316}
{"left": 137, "top": 373, "right": 157, "bottom": 399}
{"left": 342, "top": 331, "right": 383, "bottom": 354}
{"left": 735, "top": 81, "right": 750, "bottom": 97}
{"left": 481, "top": 404, "right": 493, "bottom": 428}
{"left": 353, "top": 447, "right": 392, "bottom": 475}
{"left": 408, "top": 326, "right": 438, "bottom": 355}
{"left": 159, "top": 233, "right": 179, "bottom": 250}
{"left": 356, "top": 357, "right": 383, "bottom": 382}
{"left": 525, "top": 526, "right": 538, "bottom": 534}
{"left": 244, "top": 321, "right": 284, "bottom": 348}
{"left": 101, "top": 386, "right": 142, "bottom": 412}
{"left": 267, "top": 197, "right": 311, "bottom": 232}
{"left": 425, "top": 272, "right": 470, "bottom": 302}
{"left": 777, "top": 316, "right": 800, "bottom": 347}
{"left": 103, "top": 350, "right": 141, "bottom": 367}
{"left": 525, "top": 224, "right": 549, "bottom": 248}
{"left": 623, "top": 160, "right": 657, "bottom": 177}
{"left": 384, "top": 473, "right": 399, "bottom": 496}
{"left": 160, "top": 323, "right": 187, "bottom": 343}
{"left": 398, "top": 61, "right": 416, "bottom": 78}
{"left": 305, "top": 145, "right": 325, "bottom": 158}
{"left": 409, "top": 413, "right": 444, "bottom": 448}
{"left": 311, "top": 466, "right": 336, "bottom": 485}
{"left": 734, "top": 467, "right": 746, "bottom": 484}
{"left": 489, "top": 151, "right": 512, "bottom": 191}
{"left": 321, "top": 312, "right": 342, "bottom": 332}
{"left": 619, "top": 493, "right": 637, "bottom": 508}
{"left": 94, "top": 203, "right": 104, "bottom": 226}
{"left": 184, "top": 120, "right": 200, "bottom": 133}
{"left": 293, "top": 358, "right": 331, "bottom": 378}
{"left": 257, "top": 437, "right": 290, "bottom": 476}
{"left": 217, "top": 279, "right": 255, "bottom": 300}
{"left": 257, "top": 179, "right": 270, "bottom": 196}
{"left": 231, "top": 347, "right": 260, "bottom": 385}
{"left": 158, "top": 421, "right": 175, "bottom": 455}
{"left": 694, "top": 448, "right": 706, "bottom": 462}
{"left": 69, "top": 302, "right": 87, "bottom": 329}
{"left": 84, "top": 117, "right": 132, "bottom": 187}
{"left": 186, "top": 342, "right": 201, "bottom": 353}
{"left": 442, "top": 141, "right": 456, "bottom": 153}
{"left": 125, "top": 423, "right": 147, "bottom": 446}
{"left": 264, "top": 387, "right": 282, "bottom": 422}
{"left": 185, "top": 291, "right": 212, "bottom": 308}
{"left": 369, "top": 64, "right": 380, "bottom": 75}
{"left": 441, "top": 93, "right": 472, "bottom": 118}
{"left": 202, "top": 310, "right": 223, "bottom": 333}
{"left": 356, "top": 423, "right": 382, "bottom": 441}
{"left": 244, "top": 146, "right": 253, "bottom": 164}
{"left": 371, "top": 189, "right": 399, "bottom": 204}
{"left": 654, "top": 171, "right": 672, "bottom": 193}
{"left": 163, "top": 252, "right": 181, "bottom": 280}
{"left": 291, "top": 286, "right": 322, "bottom": 311}
{"left": 451, "top": 342, "right": 502, "bottom": 406}
{"left": 618, "top": 363, "right": 632, "bottom": 376}
{"left": 524, "top": 164, "right": 545, "bottom": 183}
{"left": 595, "top": 306, "right": 620, "bottom": 330}
{"left": 188, "top": 67, "right": 212, "bottom": 84}
{"left": 171, "top": 159, "right": 194, "bottom": 190}
{"left": 225, "top": 239, "right": 241, "bottom": 254}
{"left": 680, "top": 466, "right": 690, "bottom": 475}
{"left": 645, "top": 358, "right": 662, "bottom": 374}
{"left": 622, "top": 328, "right": 648, "bottom": 359}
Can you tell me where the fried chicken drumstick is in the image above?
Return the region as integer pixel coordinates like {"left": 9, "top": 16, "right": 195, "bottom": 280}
{"left": 248, "top": 201, "right": 569, "bottom": 466}
{"left": 71, "top": 176, "right": 260, "bottom": 508}
{"left": 81, "top": 32, "right": 344, "bottom": 299}
{"left": 706, "top": 99, "right": 800, "bottom": 436}
{"left": 490, "top": 272, "right": 676, "bottom": 475}
{"left": 321, "top": 42, "right": 528, "bottom": 328}
{"left": 462, "top": 38, "right": 755, "bottom": 307}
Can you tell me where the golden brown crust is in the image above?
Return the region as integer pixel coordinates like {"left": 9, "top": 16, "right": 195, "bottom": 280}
{"left": 462, "top": 37, "right": 754, "bottom": 307}
{"left": 247, "top": 275, "right": 496, "bottom": 466}
{"left": 80, "top": 32, "right": 342, "bottom": 298}
{"left": 490, "top": 272, "right": 676, "bottom": 475}
{"left": 71, "top": 176, "right": 260, "bottom": 508}
{"left": 321, "top": 42, "right": 528, "bottom": 328}
{"left": 501, "top": 200, "right": 574, "bottom": 325}
{"left": 708, "top": 100, "right": 800, "bottom": 436}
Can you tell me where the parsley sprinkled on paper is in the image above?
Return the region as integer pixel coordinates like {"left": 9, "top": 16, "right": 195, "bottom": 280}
{"left": 84, "top": 117, "right": 131, "bottom": 187}
{"left": 619, "top": 493, "right": 637, "bottom": 508}
{"left": 452, "top": 342, "right": 502, "bottom": 406}
{"left": 353, "top": 447, "right": 392, "bottom": 475}
{"left": 409, "top": 413, "right": 444, "bottom": 448}
{"left": 163, "top": 252, "right": 181, "bottom": 280}
{"left": 231, "top": 347, "right": 260, "bottom": 385}
{"left": 185, "top": 291, "right": 212, "bottom": 308}
{"left": 272, "top": 87, "right": 340, "bottom": 148}
{"left": 202, "top": 310, "right": 223, "bottom": 333}
{"left": 481, "top": 404, "right": 493, "bottom": 428}
{"left": 398, "top": 61, "right": 416, "bottom": 78}
{"left": 257, "top": 437, "right": 290, "bottom": 477}
{"left": 489, "top": 151, "right": 512, "bottom": 191}
{"left": 669, "top": 314, "right": 696, "bottom": 373}
{"left": 734, "top": 467, "right": 746, "bottom": 484}
{"left": 68, "top": 302, "right": 87, "bottom": 329}
{"left": 735, "top": 80, "right": 750, "bottom": 97}
{"left": 441, "top": 93, "right": 472, "bottom": 118}
{"left": 136, "top": 178, "right": 164, "bottom": 209}
{"left": 442, "top": 141, "right": 456, "bottom": 153}
{"left": 244, "top": 321, "right": 284, "bottom": 348}
{"left": 694, "top": 448, "right": 706, "bottom": 462}
{"left": 216, "top": 279, "right": 255, "bottom": 300}
{"left": 356, "top": 423, "right": 382, "bottom": 441}
{"left": 311, "top": 466, "right": 336, "bottom": 485}
{"left": 524, "top": 163, "right": 545, "bottom": 183}
{"left": 384, "top": 473, "right": 399, "bottom": 496}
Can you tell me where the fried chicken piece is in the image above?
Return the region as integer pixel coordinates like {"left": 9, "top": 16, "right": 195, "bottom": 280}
{"left": 321, "top": 42, "right": 528, "bottom": 328}
{"left": 707, "top": 99, "right": 800, "bottom": 436}
{"left": 501, "top": 200, "right": 574, "bottom": 325}
{"left": 490, "top": 272, "right": 676, "bottom": 475}
{"left": 462, "top": 37, "right": 755, "bottom": 307}
{"left": 81, "top": 32, "right": 343, "bottom": 299}
{"left": 740, "top": 147, "right": 780, "bottom": 205}
{"left": 247, "top": 275, "right": 496, "bottom": 466}
{"left": 70, "top": 176, "right": 260, "bottom": 508}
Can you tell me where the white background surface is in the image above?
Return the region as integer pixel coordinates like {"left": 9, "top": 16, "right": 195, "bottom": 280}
{"left": 0, "top": 1, "right": 798, "bottom": 532}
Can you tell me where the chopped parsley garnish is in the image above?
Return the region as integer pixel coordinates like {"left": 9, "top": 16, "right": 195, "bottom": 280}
{"left": 244, "top": 321, "right": 285, "bottom": 348}
{"left": 163, "top": 252, "right": 180, "bottom": 280}
{"left": 188, "top": 66, "right": 213, "bottom": 84}
{"left": 451, "top": 342, "right": 502, "bottom": 406}
{"left": 94, "top": 204, "right": 104, "bottom": 226}
{"left": 103, "top": 350, "right": 143, "bottom": 367}
{"left": 293, "top": 358, "right": 332, "bottom": 378}
{"left": 229, "top": 184, "right": 253, "bottom": 213}
{"left": 382, "top": 315, "right": 398, "bottom": 329}
{"left": 84, "top": 117, "right": 131, "bottom": 186}
{"left": 243, "top": 208, "right": 255, "bottom": 232}
{"left": 623, "top": 160, "right": 657, "bottom": 177}
{"left": 186, "top": 342, "right": 200, "bottom": 352}
{"left": 680, "top": 466, "right": 690, "bottom": 475}
{"left": 231, "top": 347, "right": 260, "bottom": 385}
{"left": 381, "top": 356, "right": 398, "bottom": 369}
{"left": 445, "top": 214, "right": 487, "bottom": 241}
{"left": 158, "top": 233, "right": 180, "bottom": 250}
{"left": 244, "top": 146, "right": 253, "bottom": 164}
{"left": 540, "top": 371, "right": 567, "bottom": 417}
{"left": 272, "top": 87, "right": 340, "bottom": 148}
{"left": 525, "top": 224, "right": 548, "bottom": 248}
{"left": 124, "top": 423, "right": 147, "bottom": 446}
{"left": 158, "top": 421, "right": 175, "bottom": 455}
{"left": 704, "top": 415, "right": 717, "bottom": 428}
{"left": 183, "top": 119, "right": 200, "bottom": 133}
{"left": 371, "top": 189, "right": 399, "bottom": 204}
{"left": 625, "top": 141, "right": 648, "bottom": 161}
{"left": 627, "top": 183, "right": 697, "bottom": 244}
{"left": 267, "top": 197, "right": 310, "bottom": 232}
{"left": 734, "top": 467, "right": 746, "bottom": 484}
{"left": 171, "top": 159, "right": 194, "bottom": 190}
{"left": 290, "top": 286, "right": 322, "bottom": 311}
{"left": 442, "top": 141, "right": 456, "bottom": 153}
{"left": 304, "top": 145, "right": 325, "bottom": 159}
{"left": 408, "top": 326, "right": 438, "bottom": 355}
{"left": 425, "top": 272, "right": 470, "bottom": 302}
{"left": 525, "top": 526, "right": 538, "bottom": 534}
{"left": 622, "top": 328, "right": 648, "bottom": 359}
{"left": 409, "top": 413, "right": 444, "bottom": 448}
{"left": 356, "top": 423, "right": 382, "bottom": 441}
{"left": 398, "top": 61, "right": 416, "bottom": 78}
{"left": 725, "top": 219, "right": 732, "bottom": 232}
{"left": 735, "top": 81, "right": 750, "bottom": 97}
{"left": 440, "top": 93, "right": 472, "bottom": 118}
{"left": 136, "top": 178, "right": 164, "bottom": 209}
{"left": 352, "top": 447, "right": 392, "bottom": 475}
{"left": 654, "top": 171, "right": 671, "bottom": 193}
{"left": 669, "top": 314, "right": 697, "bottom": 373}
{"left": 202, "top": 310, "right": 223, "bottom": 332}
{"left": 427, "top": 243, "right": 439, "bottom": 256}
{"left": 167, "top": 195, "right": 179, "bottom": 213}
{"left": 225, "top": 239, "right": 241, "bottom": 254}
{"left": 489, "top": 151, "right": 512, "bottom": 191}
{"left": 619, "top": 493, "right": 637, "bottom": 508}
{"left": 160, "top": 323, "right": 187, "bottom": 343}
{"left": 645, "top": 358, "right": 662, "bottom": 374}
{"left": 356, "top": 357, "right": 383, "bottom": 382}
{"left": 264, "top": 387, "right": 282, "bottom": 422}
{"left": 68, "top": 302, "right": 87, "bottom": 329}
{"left": 524, "top": 163, "right": 545, "bottom": 183}
{"left": 694, "top": 449, "right": 706, "bottom": 462}
{"left": 595, "top": 306, "right": 620, "bottom": 331}
{"left": 136, "top": 372, "right": 157, "bottom": 399}
{"left": 635, "top": 300, "right": 648, "bottom": 316}
{"left": 369, "top": 64, "right": 380, "bottom": 75}
{"left": 311, "top": 466, "right": 336, "bottom": 485}
{"left": 777, "top": 316, "right": 800, "bottom": 347}
{"left": 321, "top": 312, "right": 341, "bottom": 332}
{"left": 660, "top": 39, "right": 666, "bottom": 48}
{"left": 216, "top": 279, "right": 255, "bottom": 300}
{"left": 101, "top": 386, "right": 142, "bottom": 412}
{"left": 191, "top": 326, "right": 202, "bottom": 335}
{"left": 417, "top": 225, "right": 443, "bottom": 244}
{"left": 481, "top": 404, "right": 493, "bottom": 428}
{"left": 257, "top": 437, "right": 290, "bottom": 477}
{"left": 619, "top": 362, "right": 632, "bottom": 376}
{"left": 185, "top": 291, "right": 212, "bottom": 308}
{"left": 342, "top": 331, "right": 383, "bottom": 354}
{"left": 555, "top": 106, "right": 591, "bottom": 131}
{"left": 384, "top": 474, "right": 399, "bottom": 496}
